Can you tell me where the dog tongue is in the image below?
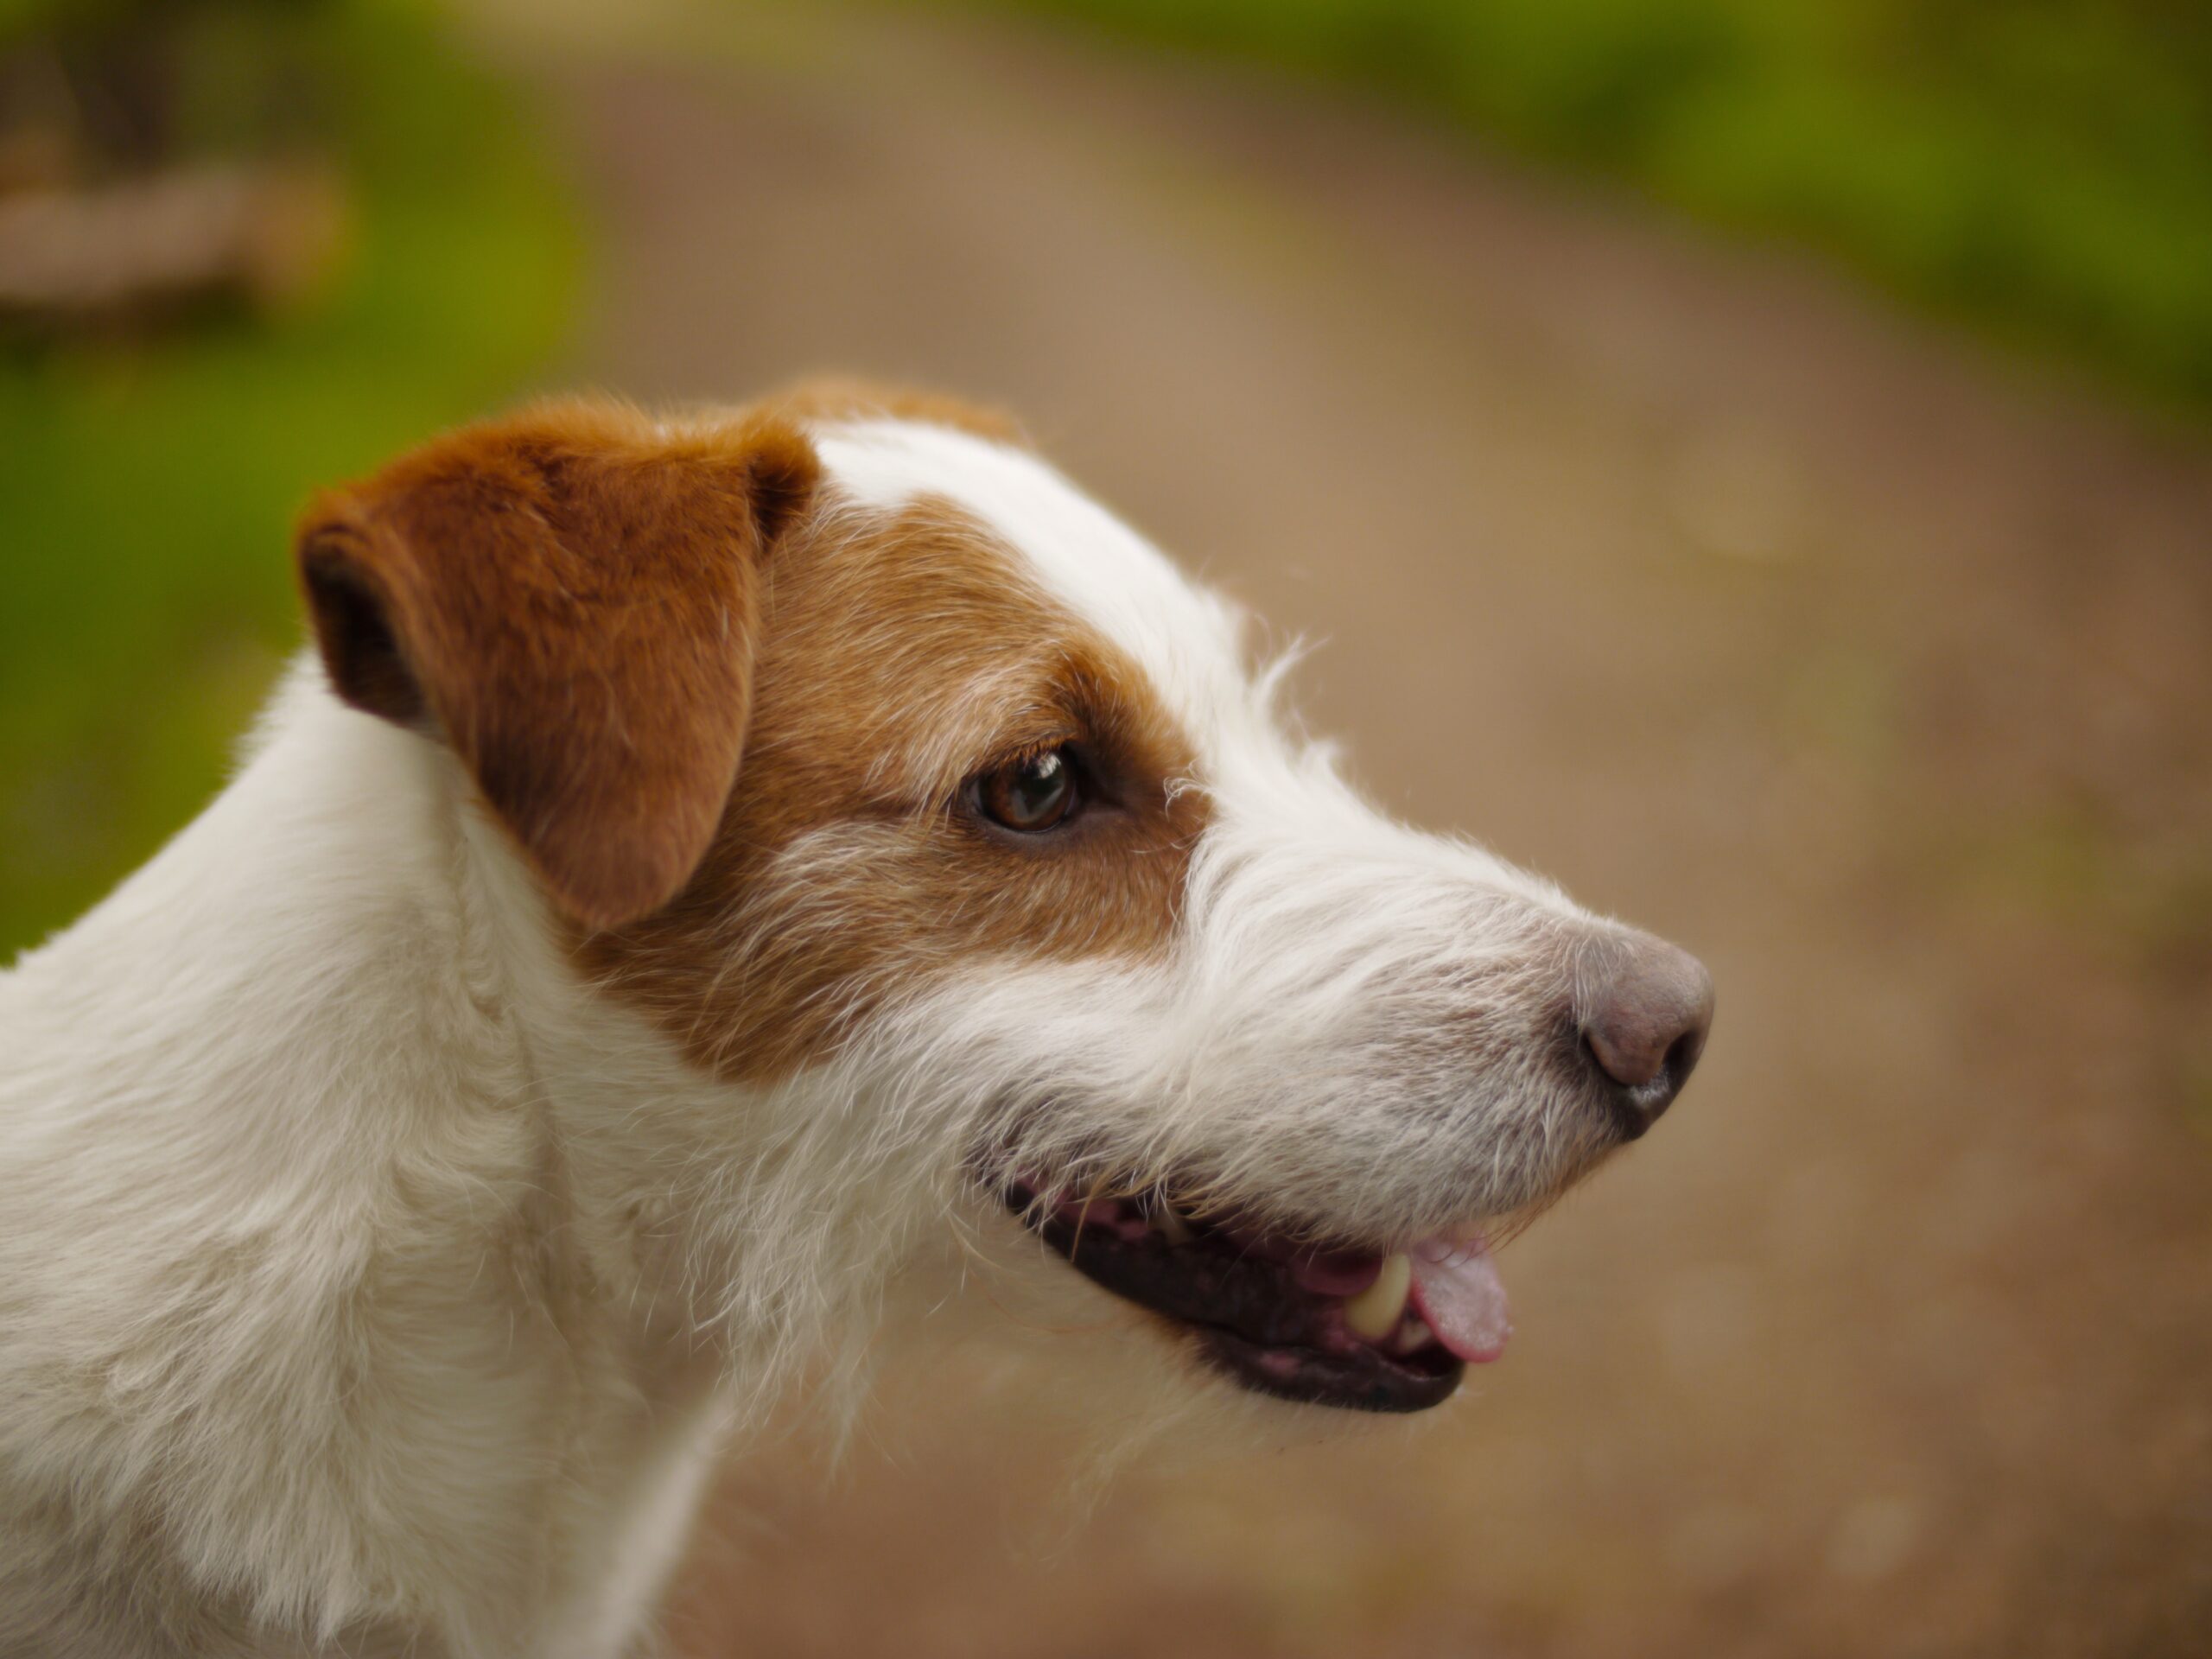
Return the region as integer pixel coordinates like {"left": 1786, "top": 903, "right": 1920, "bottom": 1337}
{"left": 1408, "top": 1236, "right": 1512, "bottom": 1363}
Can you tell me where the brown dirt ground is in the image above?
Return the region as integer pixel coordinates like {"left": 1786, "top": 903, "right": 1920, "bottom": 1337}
{"left": 480, "top": 4, "right": 2212, "bottom": 1653}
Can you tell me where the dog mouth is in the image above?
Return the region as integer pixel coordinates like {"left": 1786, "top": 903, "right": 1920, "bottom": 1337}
{"left": 1005, "top": 1183, "right": 1510, "bottom": 1413}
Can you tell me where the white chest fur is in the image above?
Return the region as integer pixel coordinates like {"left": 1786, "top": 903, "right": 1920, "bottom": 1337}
{"left": 0, "top": 667, "right": 722, "bottom": 1658}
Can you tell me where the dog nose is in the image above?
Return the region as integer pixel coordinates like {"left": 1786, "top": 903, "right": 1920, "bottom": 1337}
{"left": 1579, "top": 934, "right": 1713, "bottom": 1135}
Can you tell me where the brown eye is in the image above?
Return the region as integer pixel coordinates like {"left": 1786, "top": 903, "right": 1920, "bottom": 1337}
{"left": 978, "top": 747, "right": 1079, "bottom": 833}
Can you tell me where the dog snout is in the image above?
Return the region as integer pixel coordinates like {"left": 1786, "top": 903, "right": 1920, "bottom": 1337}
{"left": 1576, "top": 932, "right": 1713, "bottom": 1137}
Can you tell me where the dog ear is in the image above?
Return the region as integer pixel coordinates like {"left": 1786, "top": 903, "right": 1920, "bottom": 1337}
{"left": 296, "top": 400, "right": 819, "bottom": 931}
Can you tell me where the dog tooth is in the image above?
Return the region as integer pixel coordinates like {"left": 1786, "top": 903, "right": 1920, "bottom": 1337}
{"left": 1342, "top": 1252, "right": 1412, "bottom": 1340}
{"left": 1155, "top": 1206, "right": 1194, "bottom": 1245}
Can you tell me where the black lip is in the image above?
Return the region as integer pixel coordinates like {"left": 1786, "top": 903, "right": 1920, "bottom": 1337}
{"left": 1198, "top": 1325, "right": 1463, "bottom": 1414}
{"left": 1013, "top": 1192, "right": 1465, "bottom": 1414}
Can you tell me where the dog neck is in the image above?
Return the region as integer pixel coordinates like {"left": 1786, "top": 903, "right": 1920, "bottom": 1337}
{"left": 0, "top": 663, "right": 742, "bottom": 1656}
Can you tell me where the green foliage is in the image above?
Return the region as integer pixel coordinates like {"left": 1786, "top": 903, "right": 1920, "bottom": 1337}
{"left": 0, "top": 1, "right": 578, "bottom": 957}
{"left": 990, "top": 0, "right": 2212, "bottom": 403}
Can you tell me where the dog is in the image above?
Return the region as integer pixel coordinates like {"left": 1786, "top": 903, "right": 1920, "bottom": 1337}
{"left": 0, "top": 381, "right": 1712, "bottom": 1657}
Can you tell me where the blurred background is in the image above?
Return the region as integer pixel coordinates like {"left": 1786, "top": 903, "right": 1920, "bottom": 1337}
{"left": 3, "top": 1, "right": 2209, "bottom": 1654}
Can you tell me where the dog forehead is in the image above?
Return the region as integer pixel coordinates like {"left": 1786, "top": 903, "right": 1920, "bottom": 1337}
{"left": 810, "top": 420, "right": 1246, "bottom": 733}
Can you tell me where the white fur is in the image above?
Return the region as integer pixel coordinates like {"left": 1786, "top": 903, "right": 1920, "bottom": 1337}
{"left": 0, "top": 416, "right": 1629, "bottom": 1656}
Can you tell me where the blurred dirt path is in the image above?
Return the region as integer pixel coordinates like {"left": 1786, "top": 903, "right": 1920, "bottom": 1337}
{"left": 488, "top": 5, "right": 2212, "bottom": 1653}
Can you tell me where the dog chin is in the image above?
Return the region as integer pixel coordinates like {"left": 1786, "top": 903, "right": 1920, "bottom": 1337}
{"left": 884, "top": 1240, "right": 1429, "bottom": 1471}
{"left": 901, "top": 1205, "right": 1500, "bottom": 1444}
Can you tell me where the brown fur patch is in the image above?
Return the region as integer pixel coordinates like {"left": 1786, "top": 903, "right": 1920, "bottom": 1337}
{"left": 297, "top": 393, "right": 1205, "bottom": 1085}
{"left": 296, "top": 397, "right": 818, "bottom": 931}
{"left": 580, "top": 495, "right": 1208, "bottom": 1083}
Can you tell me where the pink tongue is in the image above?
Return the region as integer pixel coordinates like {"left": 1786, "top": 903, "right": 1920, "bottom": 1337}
{"left": 1408, "top": 1237, "right": 1513, "bottom": 1363}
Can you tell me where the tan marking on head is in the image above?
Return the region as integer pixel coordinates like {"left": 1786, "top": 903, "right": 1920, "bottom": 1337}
{"left": 297, "top": 395, "right": 1204, "bottom": 1082}
{"left": 579, "top": 496, "right": 1209, "bottom": 1083}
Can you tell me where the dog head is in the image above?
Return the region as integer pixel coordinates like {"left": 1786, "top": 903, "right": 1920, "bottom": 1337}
{"left": 297, "top": 384, "right": 1712, "bottom": 1418}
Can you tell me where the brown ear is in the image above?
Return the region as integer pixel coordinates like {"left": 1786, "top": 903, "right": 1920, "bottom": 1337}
{"left": 296, "top": 399, "right": 818, "bottom": 931}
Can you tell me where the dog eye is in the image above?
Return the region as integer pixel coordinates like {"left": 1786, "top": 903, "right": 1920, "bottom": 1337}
{"left": 976, "top": 747, "right": 1079, "bottom": 834}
